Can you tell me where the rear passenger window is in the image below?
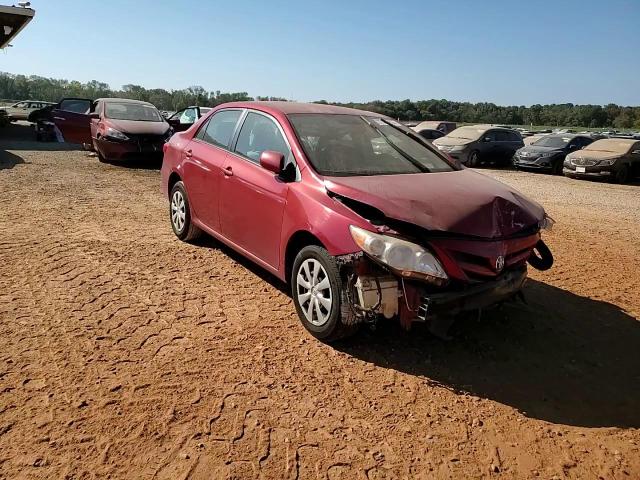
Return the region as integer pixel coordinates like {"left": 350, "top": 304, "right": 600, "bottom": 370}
{"left": 234, "top": 112, "right": 290, "bottom": 164}
{"left": 196, "top": 110, "right": 242, "bottom": 148}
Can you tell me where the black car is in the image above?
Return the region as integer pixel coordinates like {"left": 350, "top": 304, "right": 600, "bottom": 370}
{"left": 414, "top": 128, "right": 445, "bottom": 142}
{"left": 432, "top": 126, "right": 524, "bottom": 167}
{"left": 513, "top": 134, "right": 594, "bottom": 175}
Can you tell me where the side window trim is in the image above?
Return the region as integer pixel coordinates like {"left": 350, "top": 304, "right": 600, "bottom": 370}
{"left": 192, "top": 108, "right": 245, "bottom": 150}
{"left": 229, "top": 109, "right": 294, "bottom": 167}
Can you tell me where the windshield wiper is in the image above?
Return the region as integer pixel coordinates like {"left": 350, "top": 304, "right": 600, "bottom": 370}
{"left": 360, "top": 117, "right": 430, "bottom": 173}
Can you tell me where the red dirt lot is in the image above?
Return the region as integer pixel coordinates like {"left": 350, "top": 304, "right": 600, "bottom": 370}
{"left": 1, "top": 123, "right": 639, "bottom": 479}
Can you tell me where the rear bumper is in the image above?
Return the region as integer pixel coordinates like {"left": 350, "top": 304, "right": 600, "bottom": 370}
{"left": 417, "top": 268, "right": 527, "bottom": 319}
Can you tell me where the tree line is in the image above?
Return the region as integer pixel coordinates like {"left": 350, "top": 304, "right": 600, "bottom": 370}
{"left": 1, "top": 72, "right": 638, "bottom": 129}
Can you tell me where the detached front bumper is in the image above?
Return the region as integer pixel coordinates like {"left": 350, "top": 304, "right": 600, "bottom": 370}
{"left": 415, "top": 268, "right": 527, "bottom": 320}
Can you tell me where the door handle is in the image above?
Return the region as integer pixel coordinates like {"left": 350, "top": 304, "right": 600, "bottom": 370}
{"left": 223, "top": 166, "right": 233, "bottom": 177}
{"left": 185, "top": 149, "right": 192, "bottom": 158}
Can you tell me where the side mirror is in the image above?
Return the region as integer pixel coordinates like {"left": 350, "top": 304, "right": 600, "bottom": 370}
{"left": 260, "top": 150, "right": 284, "bottom": 174}
{"left": 484, "top": 137, "right": 492, "bottom": 142}
{"left": 632, "top": 149, "right": 640, "bottom": 155}
{"left": 89, "top": 112, "right": 100, "bottom": 119}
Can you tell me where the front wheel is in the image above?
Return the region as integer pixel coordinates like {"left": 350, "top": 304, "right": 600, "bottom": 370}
{"left": 615, "top": 164, "right": 630, "bottom": 184}
{"left": 552, "top": 159, "right": 564, "bottom": 175}
{"left": 169, "top": 181, "right": 203, "bottom": 242}
{"left": 291, "top": 246, "right": 357, "bottom": 342}
{"left": 467, "top": 150, "right": 480, "bottom": 167}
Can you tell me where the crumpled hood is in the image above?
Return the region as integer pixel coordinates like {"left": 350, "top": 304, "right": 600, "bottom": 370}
{"left": 432, "top": 136, "right": 472, "bottom": 147}
{"left": 325, "top": 169, "right": 545, "bottom": 239}
{"left": 108, "top": 119, "right": 169, "bottom": 135}
{"left": 566, "top": 150, "right": 622, "bottom": 161}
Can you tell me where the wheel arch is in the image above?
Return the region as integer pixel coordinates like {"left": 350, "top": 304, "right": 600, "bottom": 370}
{"left": 168, "top": 171, "right": 182, "bottom": 194}
{"left": 284, "top": 230, "right": 325, "bottom": 284}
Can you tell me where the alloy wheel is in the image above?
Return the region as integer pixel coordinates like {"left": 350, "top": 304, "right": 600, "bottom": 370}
{"left": 296, "top": 258, "right": 332, "bottom": 326}
{"left": 171, "top": 190, "right": 186, "bottom": 232}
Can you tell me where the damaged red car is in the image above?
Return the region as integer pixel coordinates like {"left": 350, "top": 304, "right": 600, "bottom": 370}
{"left": 161, "top": 102, "right": 554, "bottom": 342}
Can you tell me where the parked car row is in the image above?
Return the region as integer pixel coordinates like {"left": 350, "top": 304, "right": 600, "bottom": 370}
{"left": 432, "top": 125, "right": 524, "bottom": 167}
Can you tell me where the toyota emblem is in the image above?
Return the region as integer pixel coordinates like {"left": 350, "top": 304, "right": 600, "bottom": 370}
{"left": 495, "top": 255, "right": 505, "bottom": 272}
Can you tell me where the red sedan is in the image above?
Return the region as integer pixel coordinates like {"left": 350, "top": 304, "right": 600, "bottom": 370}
{"left": 51, "top": 97, "right": 171, "bottom": 161}
{"left": 161, "top": 102, "right": 554, "bottom": 342}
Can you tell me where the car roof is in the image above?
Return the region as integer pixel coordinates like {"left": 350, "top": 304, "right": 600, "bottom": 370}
{"left": 96, "top": 98, "right": 155, "bottom": 106}
{"left": 461, "top": 124, "right": 514, "bottom": 133}
{"left": 217, "top": 101, "right": 385, "bottom": 117}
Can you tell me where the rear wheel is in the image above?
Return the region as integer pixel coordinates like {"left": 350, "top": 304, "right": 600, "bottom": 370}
{"left": 169, "top": 181, "right": 203, "bottom": 242}
{"left": 291, "top": 246, "right": 357, "bottom": 342}
{"left": 467, "top": 150, "right": 480, "bottom": 167}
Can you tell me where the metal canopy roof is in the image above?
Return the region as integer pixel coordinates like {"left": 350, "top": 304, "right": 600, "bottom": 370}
{"left": 0, "top": 5, "right": 35, "bottom": 49}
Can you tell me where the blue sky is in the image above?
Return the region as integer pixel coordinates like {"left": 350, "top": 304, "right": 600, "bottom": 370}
{"left": 1, "top": 0, "right": 638, "bottom": 105}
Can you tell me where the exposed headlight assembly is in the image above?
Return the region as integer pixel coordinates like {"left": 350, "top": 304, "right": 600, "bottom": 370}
{"left": 539, "top": 214, "right": 555, "bottom": 231}
{"left": 105, "top": 127, "right": 129, "bottom": 141}
{"left": 349, "top": 226, "right": 448, "bottom": 285}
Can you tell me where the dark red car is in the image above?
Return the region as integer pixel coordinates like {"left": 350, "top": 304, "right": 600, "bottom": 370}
{"left": 51, "top": 97, "right": 171, "bottom": 161}
{"left": 161, "top": 102, "right": 554, "bottom": 342}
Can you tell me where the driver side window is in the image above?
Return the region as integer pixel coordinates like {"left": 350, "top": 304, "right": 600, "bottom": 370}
{"left": 234, "top": 112, "right": 291, "bottom": 164}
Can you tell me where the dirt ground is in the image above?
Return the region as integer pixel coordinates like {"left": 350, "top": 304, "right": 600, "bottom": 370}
{"left": 1, "top": 122, "right": 639, "bottom": 479}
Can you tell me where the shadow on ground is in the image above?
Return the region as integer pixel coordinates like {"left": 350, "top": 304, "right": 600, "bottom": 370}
{"left": 0, "top": 149, "right": 25, "bottom": 170}
{"left": 337, "top": 280, "right": 640, "bottom": 429}
{"left": 192, "top": 232, "right": 639, "bottom": 428}
{"left": 0, "top": 121, "right": 81, "bottom": 152}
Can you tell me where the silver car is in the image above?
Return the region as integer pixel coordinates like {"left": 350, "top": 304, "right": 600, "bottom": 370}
{"left": 1, "top": 100, "right": 56, "bottom": 121}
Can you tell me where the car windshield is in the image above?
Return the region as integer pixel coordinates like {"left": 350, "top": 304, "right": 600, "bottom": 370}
{"left": 533, "top": 136, "right": 571, "bottom": 148}
{"left": 288, "top": 114, "right": 455, "bottom": 176}
{"left": 583, "top": 139, "right": 633, "bottom": 154}
{"left": 104, "top": 103, "right": 162, "bottom": 122}
{"left": 446, "top": 126, "right": 485, "bottom": 141}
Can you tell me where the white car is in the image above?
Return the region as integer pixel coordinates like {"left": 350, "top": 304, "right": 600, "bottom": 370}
{"left": 0, "top": 100, "right": 55, "bottom": 121}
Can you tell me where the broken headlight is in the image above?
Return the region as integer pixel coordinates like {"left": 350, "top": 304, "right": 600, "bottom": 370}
{"left": 349, "top": 226, "right": 448, "bottom": 285}
{"left": 540, "top": 214, "right": 555, "bottom": 231}
{"left": 105, "top": 127, "right": 129, "bottom": 142}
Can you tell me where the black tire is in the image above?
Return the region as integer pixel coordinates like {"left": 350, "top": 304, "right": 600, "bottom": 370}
{"left": 615, "top": 164, "right": 630, "bottom": 184}
{"left": 92, "top": 138, "right": 108, "bottom": 162}
{"left": 291, "top": 245, "right": 358, "bottom": 343}
{"left": 169, "top": 181, "right": 203, "bottom": 242}
{"left": 467, "top": 150, "right": 480, "bottom": 167}
{"left": 552, "top": 159, "right": 564, "bottom": 175}
{"left": 527, "top": 240, "right": 554, "bottom": 271}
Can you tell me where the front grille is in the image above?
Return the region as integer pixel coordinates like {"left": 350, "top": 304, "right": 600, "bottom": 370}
{"left": 429, "top": 233, "right": 540, "bottom": 282}
{"left": 126, "top": 133, "right": 166, "bottom": 152}
{"left": 571, "top": 157, "right": 598, "bottom": 167}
